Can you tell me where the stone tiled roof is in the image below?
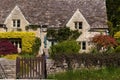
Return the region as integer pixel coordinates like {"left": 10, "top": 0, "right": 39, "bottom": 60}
{"left": 0, "top": 0, "right": 108, "bottom": 28}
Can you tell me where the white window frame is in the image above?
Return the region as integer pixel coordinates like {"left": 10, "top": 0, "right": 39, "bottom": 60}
{"left": 74, "top": 22, "right": 82, "bottom": 29}
{"left": 12, "top": 19, "right": 20, "bottom": 28}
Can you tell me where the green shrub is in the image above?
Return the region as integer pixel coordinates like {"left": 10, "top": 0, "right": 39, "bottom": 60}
{"left": 19, "top": 52, "right": 35, "bottom": 58}
{"left": 3, "top": 54, "right": 20, "bottom": 60}
{"left": 50, "top": 40, "right": 80, "bottom": 70}
{"left": 32, "top": 37, "right": 41, "bottom": 55}
{"left": 50, "top": 40, "right": 80, "bottom": 56}
{"left": 115, "top": 46, "right": 120, "bottom": 52}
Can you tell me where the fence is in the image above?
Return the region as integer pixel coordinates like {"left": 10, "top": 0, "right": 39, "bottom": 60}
{"left": 16, "top": 55, "right": 47, "bottom": 79}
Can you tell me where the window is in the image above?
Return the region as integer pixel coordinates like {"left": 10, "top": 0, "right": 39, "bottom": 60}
{"left": 13, "top": 20, "right": 16, "bottom": 27}
{"left": 79, "top": 22, "right": 82, "bottom": 29}
{"left": 75, "top": 22, "right": 77, "bottom": 29}
{"left": 82, "top": 41, "right": 86, "bottom": 50}
{"left": 10, "top": 38, "right": 22, "bottom": 48}
{"left": 17, "top": 20, "right": 20, "bottom": 27}
{"left": 13, "top": 19, "right": 21, "bottom": 27}
{"left": 74, "top": 22, "right": 82, "bottom": 29}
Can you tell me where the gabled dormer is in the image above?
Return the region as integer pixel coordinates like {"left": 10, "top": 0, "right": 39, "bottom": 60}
{"left": 4, "top": 5, "right": 29, "bottom": 31}
{"left": 66, "top": 9, "right": 90, "bottom": 32}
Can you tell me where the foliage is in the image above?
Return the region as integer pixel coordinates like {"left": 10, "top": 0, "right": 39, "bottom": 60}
{"left": 3, "top": 54, "right": 20, "bottom": 60}
{"left": 19, "top": 51, "right": 41, "bottom": 58}
{"left": 91, "top": 34, "right": 117, "bottom": 51}
{"left": 115, "top": 46, "right": 120, "bottom": 53}
{"left": 25, "top": 25, "right": 40, "bottom": 30}
{"left": 50, "top": 40, "right": 80, "bottom": 56}
{"left": 32, "top": 37, "right": 41, "bottom": 56}
{"left": 107, "top": 21, "right": 114, "bottom": 36}
{"left": 48, "top": 67, "right": 120, "bottom": 80}
{"left": 0, "top": 39, "right": 17, "bottom": 55}
{"left": 47, "top": 29, "right": 57, "bottom": 39}
{"left": 47, "top": 27, "right": 81, "bottom": 42}
{"left": 106, "top": 0, "right": 120, "bottom": 35}
{"left": 90, "top": 47, "right": 99, "bottom": 54}
{"left": 56, "top": 28, "right": 72, "bottom": 42}
{"left": 70, "top": 30, "right": 81, "bottom": 40}
{"left": 51, "top": 52, "right": 120, "bottom": 71}
{"left": 114, "top": 31, "right": 120, "bottom": 39}
{"left": 50, "top": 40, "right": 80, "bottom": 70}
{"left": 114, "top": 31, "right": 120, "bottom": 45}
{"left": 0, "top": 32, "right": 36, "bottom": 53}
{"left": 105, "top": 47, "right": 115, "bottom": 54}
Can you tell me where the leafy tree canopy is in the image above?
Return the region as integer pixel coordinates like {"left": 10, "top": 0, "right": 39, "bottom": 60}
{"left": 106, "top": 0, "right": 120, "bottom": 35}
{"left": 92, "top": 34, "right": 117, "bottom": 51}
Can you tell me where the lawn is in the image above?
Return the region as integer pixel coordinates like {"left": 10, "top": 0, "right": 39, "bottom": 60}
{"left": 48, "top": 67, "right": 120, "bottom": 80}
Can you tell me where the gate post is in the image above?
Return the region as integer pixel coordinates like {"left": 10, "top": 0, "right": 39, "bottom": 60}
{"left": 42, "top": 52, "right": 47, "bottom": 78}
{"left": 16, "top": 57, "right": 20, "bottom": 79}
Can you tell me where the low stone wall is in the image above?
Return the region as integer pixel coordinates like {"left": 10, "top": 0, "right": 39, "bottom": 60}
{"left": 46, "top": 59, "right": 69, "bottom": 74}
{"left": 46, "top": 59, "right": 97, "bottom": 74}
{"left": 0, "top": 58, "right": 16, "bottom": 79}
{"left": 0, "top": 58, "right": 78, "bottom": 78}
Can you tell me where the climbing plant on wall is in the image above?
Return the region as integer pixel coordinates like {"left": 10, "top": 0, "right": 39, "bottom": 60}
{"left": 0, "top": 32, "right": 36, "bottom": 53}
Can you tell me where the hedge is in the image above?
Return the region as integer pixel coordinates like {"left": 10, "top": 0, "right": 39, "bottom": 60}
{"left": 0, "top": 32, "right": 36, "bottom": 53}
{"left": 51, "top": 53, "right": 120, "bottom": 70}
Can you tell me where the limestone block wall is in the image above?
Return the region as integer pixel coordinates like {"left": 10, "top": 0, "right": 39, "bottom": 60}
{"left": 0, "top": 58, "right": 16, "bottom": 79}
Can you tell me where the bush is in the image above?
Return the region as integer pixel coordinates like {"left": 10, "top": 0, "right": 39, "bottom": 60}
{"left": 115, "top": 46, "right": 120, "bottom": 52}
{"left": 3, "top": 54, "right": 20, "bottom": 60}
{"left": 19, "top": 52, "right": 35, "bottom": 58}
{"left": 32, "top": 37, "right": 41, "bottom": 56}
{"left": 50, "top": 40, "right": 80, "bottom": 70}
{"left": 51, "top": 52, "right": 120, "bottom": 70}
{"left": 0, "top": 39, "right": 18, "bottom": 55}
{"left": 92, "top": 34, "right": 117, "bottom": 51}
{"left": 50, "top": 40, "right": 80, "bottom": 58}
{"left": 0, "top": 32, "right": 36, "bottom": 53}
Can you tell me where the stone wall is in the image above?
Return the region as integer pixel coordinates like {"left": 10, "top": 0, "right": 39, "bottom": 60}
{"left": 47, "top": 59, "right": 70, "bottom": 74}
{"left": 0, "top": 58, "right": 16, "bottom": 79}
{"left": 0, "top": 58, "right": 75, "bottom": 79}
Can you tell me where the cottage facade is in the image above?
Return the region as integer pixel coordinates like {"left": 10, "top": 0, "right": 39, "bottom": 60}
{"left": 0, "top": 0, "right": 108, "bottom": 53}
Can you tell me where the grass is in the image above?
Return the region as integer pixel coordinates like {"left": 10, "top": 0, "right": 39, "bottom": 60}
{"left": 48, "top": 67, "right": 120, "bottom": 80}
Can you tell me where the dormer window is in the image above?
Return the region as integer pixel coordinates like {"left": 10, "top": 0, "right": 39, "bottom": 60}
{"left": 13, "top": 19, "right": 20, "bottom": 28}
{"left": 74, "top": 22, "right": 82, "bottom": 29}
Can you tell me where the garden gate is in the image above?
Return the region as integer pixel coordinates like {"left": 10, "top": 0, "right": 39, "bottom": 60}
{"left": 16, "top": 55, "right": 47, "bottom": 79}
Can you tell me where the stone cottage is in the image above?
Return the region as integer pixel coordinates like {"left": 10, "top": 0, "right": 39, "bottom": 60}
{"left": 0, "top": 0, "right": 108, "bottom": 54}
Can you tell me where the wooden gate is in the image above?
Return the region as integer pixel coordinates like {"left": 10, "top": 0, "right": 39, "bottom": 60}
{"left": 16, "top": 55, "right": 47, "bottom": 79}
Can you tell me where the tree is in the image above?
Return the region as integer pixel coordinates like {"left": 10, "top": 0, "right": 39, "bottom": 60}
{"left": 91, "top": 35, "right": 117, "bottom": 51}
{"left": 106, "top": 0, "right": 120, "bottom": 35}
{"left": 0, "top": 39, "right": 18, "bottom": 55}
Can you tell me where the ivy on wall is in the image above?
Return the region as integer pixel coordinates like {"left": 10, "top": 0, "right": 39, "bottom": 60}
{"left": 0, "top": 32, "right": 36, "bottom": 53}
{"left": 25, "top": 25, "right": 40, "bottom": 31}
